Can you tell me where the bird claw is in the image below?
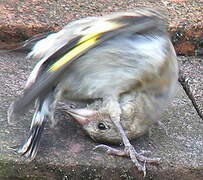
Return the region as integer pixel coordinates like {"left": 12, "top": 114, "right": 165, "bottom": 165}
{"left": 93, "top": 144, "right": 160, "bottom": 177}
{"left": 94, "top": 144, "right": 127, "bottom": 156}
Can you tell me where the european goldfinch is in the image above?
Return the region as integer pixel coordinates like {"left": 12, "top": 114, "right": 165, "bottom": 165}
{"left": 8, "top": 9, "right": 178, "bottom": 175}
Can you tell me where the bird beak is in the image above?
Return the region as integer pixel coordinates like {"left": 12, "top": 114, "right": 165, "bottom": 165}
{"left": 67, "top": 108, "right": 97, "bottom": 125}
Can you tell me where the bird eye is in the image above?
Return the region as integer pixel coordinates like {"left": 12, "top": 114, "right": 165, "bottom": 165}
{"left": 97, "top": 122, "right": 108, "bottom": 130}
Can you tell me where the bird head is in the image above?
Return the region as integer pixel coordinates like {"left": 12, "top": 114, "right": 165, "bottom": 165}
{"left": 65, "top": 98, "right": 150, "bottom": 144}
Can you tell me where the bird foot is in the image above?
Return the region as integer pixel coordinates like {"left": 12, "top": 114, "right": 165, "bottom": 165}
{"left": 94, "top": 144, "right": 160, "bottom": 177}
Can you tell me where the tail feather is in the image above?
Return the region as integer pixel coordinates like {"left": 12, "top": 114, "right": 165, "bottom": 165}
{"left": 16, "top": 120, "right": 46, "bottom": 159}
{"left": 13, "top": 96, "right": 51, "bottom": 160}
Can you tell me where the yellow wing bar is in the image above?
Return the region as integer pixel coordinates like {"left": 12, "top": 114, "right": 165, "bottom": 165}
{"left": 48, "top": 21, "right": 124, "bottom": 72}
{"left": 48, "top": 33, "right": 101, "bottom": 72}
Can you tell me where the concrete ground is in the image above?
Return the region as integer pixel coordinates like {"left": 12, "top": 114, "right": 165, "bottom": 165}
{"left": 0, "top": 0, "right": 202, "bottom": 179}
{"left": 0, "top": 53, "right": 202, "bottom": 180}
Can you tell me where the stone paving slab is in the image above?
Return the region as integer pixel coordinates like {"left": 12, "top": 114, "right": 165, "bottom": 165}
{"left": 0, "top": 52, "right": 202, "bottom": 179}
{"left": 0, "top": 0, "right": 202, "bottom": 55}
{"left": 178, "top": 56, "right": 203, "bottom": 119}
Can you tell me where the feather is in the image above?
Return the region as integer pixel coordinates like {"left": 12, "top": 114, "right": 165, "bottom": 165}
{"left": 10, "top": 14, "right": 162, "bottom": 117}
{"left": 13, "top": 92, "right": 55, "bottom": 159}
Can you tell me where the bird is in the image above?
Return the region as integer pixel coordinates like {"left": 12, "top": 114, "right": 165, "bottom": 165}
{"left": 8, "top": 8, "right": 178, "bottom": 176}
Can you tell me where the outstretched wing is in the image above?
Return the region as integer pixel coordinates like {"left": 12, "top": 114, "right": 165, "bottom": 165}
{"left": 10, "top": 10, "right": 165, "bottom": 115}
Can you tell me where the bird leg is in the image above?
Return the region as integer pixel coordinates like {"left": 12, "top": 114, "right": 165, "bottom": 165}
{"left": 58, "top": 98, "right": 160, "bottom": 176}
{"left": 94, "top": 120, "right": 160, "bottom": 176}
{"left": 95, "top": 97, "right": 160, "bottom": 176}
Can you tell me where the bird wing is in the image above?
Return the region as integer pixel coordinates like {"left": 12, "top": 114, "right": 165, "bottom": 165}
{"left": 10, "top": 10, "right": 165, "bottom": 115}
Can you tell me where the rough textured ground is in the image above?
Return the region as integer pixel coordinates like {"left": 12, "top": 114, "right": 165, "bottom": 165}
{"left": 0, "top": 53, "right": 202, "bottom": 180}
{"left": 0, "top": 0, "right": 202, "bottom": 55}
{"left": 178, "top": 56, "right": 203, "bottom": 119}
{"left": 0, "top": 0, "right": 203, "bottom": 179}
